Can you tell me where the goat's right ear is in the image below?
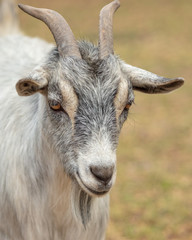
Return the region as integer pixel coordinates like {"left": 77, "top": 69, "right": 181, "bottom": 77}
{"left": 16, "top": 68, "right": 48, "bottom": 96}
{"left": 16, "top": 78, "right": 48, "bottom": 96}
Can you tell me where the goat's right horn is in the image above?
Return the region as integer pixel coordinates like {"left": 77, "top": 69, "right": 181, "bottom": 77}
{"left": 99, "top": 0, "right": 120, "bottom": 59}
{"left": 18, "top": 4, "right": 81, "bottom": 59}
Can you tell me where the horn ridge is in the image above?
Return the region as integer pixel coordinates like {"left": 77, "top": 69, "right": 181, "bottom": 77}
{"left": 99, "top": 0, "right": 120, "bottom": 59}
{"left": 18, "top": 4, "right": 81, "bottom": 59}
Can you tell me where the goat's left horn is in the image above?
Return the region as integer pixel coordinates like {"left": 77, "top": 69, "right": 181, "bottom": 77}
{"left": 18, "top": 4, "right": 82, "bottom": 59}
{"left": 99, "top": 0, "right": 120, "bottom": 59}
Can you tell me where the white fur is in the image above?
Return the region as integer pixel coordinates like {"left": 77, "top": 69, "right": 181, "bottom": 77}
{"left": 77, "top": 132, "right": 116, "bottom": 196}
{"left": 0, "top": 34, "right": 109, "bottom": 240}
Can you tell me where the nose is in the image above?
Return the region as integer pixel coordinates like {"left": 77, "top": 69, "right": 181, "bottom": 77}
{"left": 90, "top": 165, "right": 114, "bottom": 184}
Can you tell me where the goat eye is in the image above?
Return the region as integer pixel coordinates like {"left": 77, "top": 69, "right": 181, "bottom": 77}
{"left": 125, "top": 103, "right": 132, "bottom": 110}
{"left": 49, "top": 101, "right": 62, "bottom": 111}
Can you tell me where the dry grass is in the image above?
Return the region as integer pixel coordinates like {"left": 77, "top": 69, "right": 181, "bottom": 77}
{"left": 18, "top": 0, "right": 192, "bottom": 239}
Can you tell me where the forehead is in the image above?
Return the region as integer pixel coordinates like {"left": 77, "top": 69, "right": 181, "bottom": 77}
{"left": 47, "top": 42, "right": 132, "bottom": 106}
{"left": 60, "top": 56, "right": 121, "bottom": 100}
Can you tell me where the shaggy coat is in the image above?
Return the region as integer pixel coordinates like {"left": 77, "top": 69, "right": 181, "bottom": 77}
{"left": 0, "top": 0, "right": 184, "bottom": 239}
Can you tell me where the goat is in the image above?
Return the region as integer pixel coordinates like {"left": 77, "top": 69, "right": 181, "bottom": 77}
{"left": 0, "top": 0, "right": 184, "bottom": 239}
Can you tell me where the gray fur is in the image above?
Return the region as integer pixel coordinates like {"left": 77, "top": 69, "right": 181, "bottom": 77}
{"left": 0, "top": 1, "right": 184, "bottom": 240}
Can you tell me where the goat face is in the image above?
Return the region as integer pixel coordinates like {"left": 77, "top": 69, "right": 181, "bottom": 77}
{"left": 16, "top": 45, "right": 134, "bottom": 196}
{"left": 16, "top": 2, "right": 184, "bottom": 197}
{"left": 61, "top": 51, "right": 134, "bottom": 196}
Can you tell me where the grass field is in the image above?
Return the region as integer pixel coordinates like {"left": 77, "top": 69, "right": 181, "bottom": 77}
{"left": 18, "top": 0, "right": 192, "bottom": 239}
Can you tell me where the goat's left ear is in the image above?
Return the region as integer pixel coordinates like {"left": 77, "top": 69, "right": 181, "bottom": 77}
{"left": 121, "top": 63, "right": 184, "bottom": 94}
{"left": 16, "top": 67, "right": 48, "bottom": 96}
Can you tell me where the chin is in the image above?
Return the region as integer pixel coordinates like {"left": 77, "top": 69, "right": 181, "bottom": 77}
{"left": 75, "top": 171, "right": 114, "bottom": 197}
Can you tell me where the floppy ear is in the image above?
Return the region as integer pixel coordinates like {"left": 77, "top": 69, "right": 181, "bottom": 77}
{"left": 121, "top": 63, "right": 184, "bottom": 94}
{"left": 16, "top": 67, "right": 48, "bottom": 96}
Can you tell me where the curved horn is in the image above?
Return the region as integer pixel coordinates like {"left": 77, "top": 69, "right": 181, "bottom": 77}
{"left": 99, "top": 0, "right": 120, "bottom": 59}
{"left": 18, "top": 4, "right": 81, "bottom": 59}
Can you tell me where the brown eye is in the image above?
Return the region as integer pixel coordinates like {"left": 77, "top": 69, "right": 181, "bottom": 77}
{"left": 125, "top": 103, "right": 132, "bottom": 110}
{"left": 49, "top": 102, "right": 62, "bottom": 111}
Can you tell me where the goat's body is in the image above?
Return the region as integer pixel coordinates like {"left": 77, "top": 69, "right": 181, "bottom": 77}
{"left": 0, "top": 1, "right": 184, "bottom": 239}
{"left": 0, "top": 34, "right": 109, "bottom": 240}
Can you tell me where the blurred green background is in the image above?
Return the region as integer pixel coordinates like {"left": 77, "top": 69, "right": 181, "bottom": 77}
{"left": 18, "top": 0, "right": 192, "bottom": 239}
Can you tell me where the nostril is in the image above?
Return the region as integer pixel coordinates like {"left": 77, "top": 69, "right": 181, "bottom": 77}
{"left": 90, "top": 165, "right": 114, "bottom": 184}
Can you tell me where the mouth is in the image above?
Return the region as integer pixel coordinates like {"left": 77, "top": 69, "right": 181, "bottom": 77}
{"left": 75, "top": 172, "right": 109, "bottom": 196}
